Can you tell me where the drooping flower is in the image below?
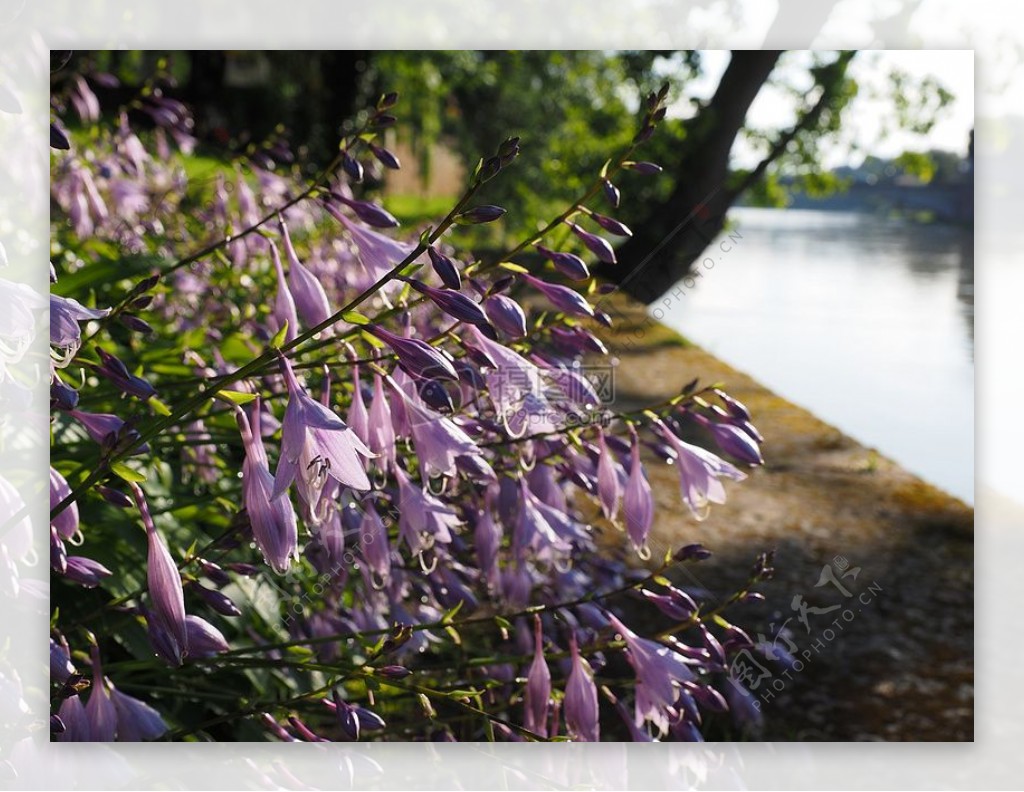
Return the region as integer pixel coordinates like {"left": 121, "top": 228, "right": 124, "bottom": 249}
{"left": 50, "top": 637, "right": 75, "bottom": 684}
{"left": 523, "top": 615, "right": 551, "bottom": 738}
{"left": 514, "top": 480, "right": 572, "bottom": 564}
{"left": 387, "top": 375, "right": 487, "bottom": 479}
{"left": 407, "top": 279, "right": 490, "bottom": 327}
{"left": 273, "top": 355, "right": 373, "bottom": 501}
{"left": 607, "top": 613, "right": 695, "bottom": 735}
{"left": 237, "top": 398, "right": 300, "bottom": 574}
{"left": 395, "top": 466, "right": 459, "bottom": 557}
{"left": 62, "top": 556, "right": 112, "bottom": 587}
{"left": 94, "top": 347, "right": 156, "bottom": 400}
{"left": 280, "top": 218, "right": 333, "bottom": 330}
{"left": 334, "top": 211, "right": 418, "bottom": 284}
{"left": 563, "top": 632, "right": 600, "bottom": 742}
{"left": 622, "top": 426, "right": 654, "bottom": 554}
{"left": 131, "top": 483, "right": 188, "bottom": 664}
{"left": 84, "top": 647, "right": 117, "bottom": 741}
{"left": 68, "top": 409, "right": 147, "bottom": 455}
{"left": 50, "top": 294, "right": 109, "bottom": 365}
{"left": 330, "top": 192, "right": 400, "bottom": 228}
{"left": 464, "top": 324, "right": 557, "bottom": 437}
{"left": 49, "top": 467, "right": 79, "bottom": 542}
{"left": 359, "top": 499, "right": 392, "bottom": 587}
{"left": 691, "top": 412, "right": 764, "bottom": 466}
{"left": 184, "top": 615, "right": 230, "bottom": 657}
{"left": 595, "top": 428, "right": 621, "bottom": 521}
{"left": 269, "top": 238, "right": 299, "bottom": 344}
{"left": 367, "top": 372, "right": 396, "bottom": 474}
{"left": 655, "top": 420, "right": 746, "bottom": 520}
{"left": 587, "top": 211, "right": 632, "bottom": 237}
{"left": 110, "top": 687, "right": 168, "bottom": 741}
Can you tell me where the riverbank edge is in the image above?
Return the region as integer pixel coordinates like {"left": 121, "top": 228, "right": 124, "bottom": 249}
{"left": 589, "top": 292, "right": 973, "bottom": 741}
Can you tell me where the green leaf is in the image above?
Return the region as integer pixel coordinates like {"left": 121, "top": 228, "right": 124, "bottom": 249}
{"left": 441, "top": 600, "right": 463, "bottom": 625}
{"left": 341, "top": 311, "right": 370, "bottom": 326}
{"left": 361, "top": 330, "right": 385, "bottom": 349}
{"left": 110, "top": 461, "right": 146, "bottom": 483}
{"left": 270, "top": 321, "right": 289, "bottom": 348}
{"left": 216, "top": 390, "right": 257, "bottom": 406}
{"left": 148, "top": 397, "right": 172, "bottom": 417}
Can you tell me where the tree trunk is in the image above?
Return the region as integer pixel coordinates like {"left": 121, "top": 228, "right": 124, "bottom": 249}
{"left": 602, "top": 51, "right": 782, "bottom": 304}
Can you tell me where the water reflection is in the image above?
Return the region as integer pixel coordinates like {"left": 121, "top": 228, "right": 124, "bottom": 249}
{"left": 654, "top": 207, "right": 974, "bottom": 503}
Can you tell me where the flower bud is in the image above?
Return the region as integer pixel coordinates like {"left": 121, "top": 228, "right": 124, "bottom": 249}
{"left": 566, "top": 221, "right": 616, "bottom": 264}
{"left": 624, "top": 160, "right": 663, "bottom": 175}
{"left": 483, "top": 294, "right": 527, "bottom": 338}
{"left": 455, "top": 205, "right": 506, "bottom": 225}
{"left": 331, "top": 193, "right": 399, "bottom": 228}
{"left": 535, "top": 244, "right": 589, "bottom": 281}
{"left": 370, "top": 143, "right": 401, "bottom": 170}
{"left": 602, "top": 179, "right": 620, "bottom": 208}
{"left": 588, "top": 212, "right": 632, "bottom": 237}
{"left": 376, "top": 664, "right": 412, "bottom": 679}
{"left": 342, "top": 152, "right": 364, "bottom": 182}
{"left": 427, "top": 246, "right": 461, "bottom": 290}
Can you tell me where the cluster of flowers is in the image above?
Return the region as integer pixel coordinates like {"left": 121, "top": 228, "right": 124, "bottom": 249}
{"left": 49, "top": 70, "right": 769, "bottom": 741}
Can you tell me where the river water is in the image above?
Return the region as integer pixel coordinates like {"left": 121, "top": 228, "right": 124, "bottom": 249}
{"left": 654, "top": 207, "right": 974, "bottom": 504}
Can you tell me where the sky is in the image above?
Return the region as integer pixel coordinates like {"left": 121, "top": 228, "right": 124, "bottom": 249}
{"left": 676, "top": 49, "right": 975, "bottom": 170}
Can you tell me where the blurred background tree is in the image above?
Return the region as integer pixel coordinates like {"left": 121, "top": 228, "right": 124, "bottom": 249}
{"left": 63, "top": 49, "right": 963, "bottom": 302}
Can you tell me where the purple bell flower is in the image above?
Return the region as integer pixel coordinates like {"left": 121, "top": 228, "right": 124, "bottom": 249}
{"left": 524, "top": 614, "right": 551, "bottom": 738}
{"left": 623, "top": 426, "right": 654, "bottom": 555}
{"left": 280, "top": 220, "right": 333, "bottom": 330}
{"left": 564, "top": 632, "right": 600, "bottom": 742}
{"left": 237, "top": 398, "right": 300, "bottom": 574}
{"left": 595, "top": 428, "right": 621, "bottom": 521}
{"left": 132, "top": 483, "right": 189, "bottom": 664}
{"left": 655, "top": 420, "right": 746, "bottom": 521}
{"left": 269, "top": 238, "right": 299, "bottom": 343}
{"left": 588, "top": 211, "right": 633, "bottom": 237}
{"left": 607, "top": 613, "right": 696, "bottom": 735}
{"left": 63, "top": 556, "right": 112, "bottom": 587}
{"left": 330, "top": 192, "right": 400, "bottom": 228}
{"left": 274, "top": 355, "right": 373, "bottom": 500}
{"left": 395, "top": 466, "right": 459, "bottom": 557}
{"left": 94, "top": 347, "right": 156, "bottom": 400}
{"left": 49, "top": 467, "right": 79, "bottom": 541}
{"left": 110, "top": 687, "right": 168, "bottom": 741}
{"left": 184, "top": 614, "right": 230, "bottom": 657}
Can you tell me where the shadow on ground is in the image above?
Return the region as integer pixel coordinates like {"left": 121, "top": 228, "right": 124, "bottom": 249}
{"left": 591, "top": 295, "right": 973, "bottom": 741}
